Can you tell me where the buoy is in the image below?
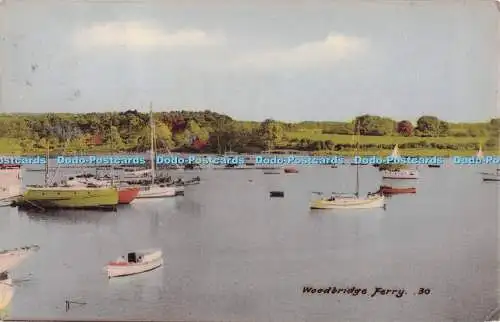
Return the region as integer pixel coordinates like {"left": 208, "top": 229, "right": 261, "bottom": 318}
{"left": 270, "top": 191, "right": 284, "bottom": 198}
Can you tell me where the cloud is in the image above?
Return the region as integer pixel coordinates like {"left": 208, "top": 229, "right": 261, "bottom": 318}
{"left": 73, "top": 21, "right": 225, "bottom": 50}
{"left": 232, "top": 33, "right": 368, "bottom": 71}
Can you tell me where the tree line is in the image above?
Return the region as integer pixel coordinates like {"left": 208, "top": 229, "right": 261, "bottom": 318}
{"left": 0, "top": 111, "right": 498, "bottom": 154}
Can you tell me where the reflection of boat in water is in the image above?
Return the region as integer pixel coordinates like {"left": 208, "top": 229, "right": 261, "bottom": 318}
{"left": 106, "top": 249, "right": 163, "bottom": 278}
{"left": 0, "top": 245, "right": 40, "bottom": 273}
{"left": 0, "top": 272, "right": 13, "bottom": 312}
{"left": 21, "top": 210, "right": 115, "bottom": 225}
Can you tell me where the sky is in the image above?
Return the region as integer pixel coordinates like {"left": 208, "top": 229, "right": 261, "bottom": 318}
{"left": 0, "top": 0, "right": 498, "bottom": 122}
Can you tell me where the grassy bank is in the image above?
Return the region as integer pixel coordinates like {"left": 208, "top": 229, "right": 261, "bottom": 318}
{"left": 310, "top": 149, "right": 497, "bottom": 157}
{"left": 287, "top": 131, "right": 488, "bottom": 145}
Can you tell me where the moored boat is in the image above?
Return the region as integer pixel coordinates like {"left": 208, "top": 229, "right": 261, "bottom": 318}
{"left": 482, "top": 173, "right": 500, "bottom": 181}
{"left": 284, "top": 167, "right": 298, "bottom": 173}
{"left": 66, "top": 175, "right": 139, "bottom": 204}
{"left": 382, "top": 169, "right": 419, "bottom": 179}
{"left": 0, "top": 245, "right": 40, "bottom": 273}
{"left": 382, "top": 145, "right": 419, "bottom": 179}
{"left": 18, "top": 186, "right": 119, "bottom": 210}
{"left": 378, "top": 185, "right": 416, "bottom": 194}
{"left": 117, "top": 187, "right": 140, "bottom": 204}
{"left": 106, "top": 249, "right": 163, "bottom": 278}
{"left": 0, "top": 272, "right": 13, "bottom": 311}
{"left": 309, "top": 121, "right": 386, "bottom": 210}
{"left": 310, "top": 193, "right": 385, "bottom": 209}
{"left": 137, "top": 185, "right": 176, "bottom": 199}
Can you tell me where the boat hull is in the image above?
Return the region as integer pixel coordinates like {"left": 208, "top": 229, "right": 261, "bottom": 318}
{"left": 19, "top": 187, "right": 119, "bottom": 210}
{"left": 106, "top": 251, "right": 163, "bottom": 278}
{"left": 0, "top": 278, "right": 13, "bottom": 311}
{"left": 118, "top": 187, "right": 140, "bottom": 204}
{"left": 310, "top": 195, "right": 385, "bottom": 209}
{"left": 379, "top": 185, "right": 416, "bottom": 194}
{"left": 137, "top": 186, "right": 176, "bottom": 199}
{"left": 483, "top": 175, "right": 500, "bottom": 181}
{"left": 382, "top": 170, "right": 419, "bottom": 179}
{"left": 0, "top": 245, "right": 39, "bottom": 272}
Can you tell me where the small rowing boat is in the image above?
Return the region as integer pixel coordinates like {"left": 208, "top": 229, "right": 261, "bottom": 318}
{"left": 106, "top": 249, "right": 163, "bottom": 278}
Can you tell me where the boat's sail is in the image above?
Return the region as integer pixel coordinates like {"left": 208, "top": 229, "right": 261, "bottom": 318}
{"left": 390, "top": 144, "right": 400, "bottom": 158}
{"left": 477, "top": 144, "right": 484, "bottom": 159}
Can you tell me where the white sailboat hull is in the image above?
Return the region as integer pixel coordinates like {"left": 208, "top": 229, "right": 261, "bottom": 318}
{"left": 310, "top": 195, "right": 385, "bottom": 209}
{"left": 137, "top": 185, "right": 176, "bottom": 198}
{"left": 0, "top": 278, "right": 13, "bottom": 311}
{"left": 0, "top": 246, "right": 39, "bottom": 272}
{"left": 382, "top": 170, "right": 419, "bottom": 179}
{"left": 106, "top": 250, "right": 163, "bottom": 278}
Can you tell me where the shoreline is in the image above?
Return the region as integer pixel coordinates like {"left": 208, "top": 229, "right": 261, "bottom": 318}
{"left": 0, "top": 149, "right": 498, "bottom": 158}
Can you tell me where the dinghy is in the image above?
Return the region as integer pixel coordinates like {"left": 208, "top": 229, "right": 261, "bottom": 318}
{"left": 106, "top": 249, "right": 163, "bottom": 278}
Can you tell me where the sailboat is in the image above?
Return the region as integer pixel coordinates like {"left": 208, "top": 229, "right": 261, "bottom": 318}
{"left": 476, "top": 144, "right": 484, "bottom": 159}
{"left": 477, "top": 144, "right": 500, "bottom": 181}
{"left": 20, "top": 148, "right": 119, "bottom": 210}
{"left": 309, "top": 122, "right": 385, "bottom": 210}
{"left": 381, "top": 144, "right": 419, "bottom": 179}
{"left": 136, "top": 103, "right": 178, "bottom": 199}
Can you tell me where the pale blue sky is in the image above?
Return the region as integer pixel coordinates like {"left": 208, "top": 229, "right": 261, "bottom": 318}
{"left": 0, "top": 0, "right": 498, "bottom": 122}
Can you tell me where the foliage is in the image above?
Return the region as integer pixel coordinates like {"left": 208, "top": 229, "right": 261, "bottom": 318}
{"left": 0, "top": 111, "right": 495, "bottom": 154}
{"left": 397, "top": 120, "right": 414, "bottom": 136}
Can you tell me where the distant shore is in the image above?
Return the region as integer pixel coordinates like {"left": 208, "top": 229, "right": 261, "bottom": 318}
{"left": 0, "top": 149, "right": 496, "bottom": 158}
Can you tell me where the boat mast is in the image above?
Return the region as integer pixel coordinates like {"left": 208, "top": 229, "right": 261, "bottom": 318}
{"left": 44, "top": 146, "right": 49, "bottom": 186}
{"left": 149, "top": 102, "right": 156, "bottom": 185}
{"left": 355, "top": 121, "right": 360, "bottom": 198}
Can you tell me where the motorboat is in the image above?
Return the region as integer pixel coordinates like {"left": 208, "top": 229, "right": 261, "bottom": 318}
{"left": 106, "top": 249, "right": 163, "bottom": 278}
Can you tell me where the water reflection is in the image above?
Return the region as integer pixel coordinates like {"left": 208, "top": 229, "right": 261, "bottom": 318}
{"left": 19, "top": 209, "right": 117, "bottom": 226}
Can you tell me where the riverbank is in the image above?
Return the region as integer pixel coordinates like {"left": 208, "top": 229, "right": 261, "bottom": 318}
{"left": 0, "top": 149, "right": 496, "bottom": 158}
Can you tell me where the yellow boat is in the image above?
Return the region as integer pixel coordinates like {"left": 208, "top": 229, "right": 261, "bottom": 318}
{"left": 19, "top": 186, "right": 118, "bottom": 210}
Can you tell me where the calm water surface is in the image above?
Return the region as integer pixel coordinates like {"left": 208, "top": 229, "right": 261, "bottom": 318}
{"left": 0, "top": 163, "right": 498, "bottom": 322}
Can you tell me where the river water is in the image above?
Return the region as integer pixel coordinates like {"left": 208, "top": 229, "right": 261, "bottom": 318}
{"left": 0, "top": 163, "right": 498, "bottom": 322}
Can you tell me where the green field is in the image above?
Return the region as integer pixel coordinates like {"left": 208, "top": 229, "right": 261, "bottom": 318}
{"left": 286, "top": 130, "right": 487, "bottom": 145}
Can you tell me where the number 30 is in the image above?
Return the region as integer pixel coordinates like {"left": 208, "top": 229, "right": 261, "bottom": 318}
{"left": 418, "top": 288, "right": 431, "bottom": 295}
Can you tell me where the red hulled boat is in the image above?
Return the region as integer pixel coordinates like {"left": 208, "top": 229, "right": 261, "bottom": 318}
{"left": 118, "top": 187, "right": 140, "bottom": 204}
{"left": 378, "top": 185, "right": 416, "bottom": 194}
